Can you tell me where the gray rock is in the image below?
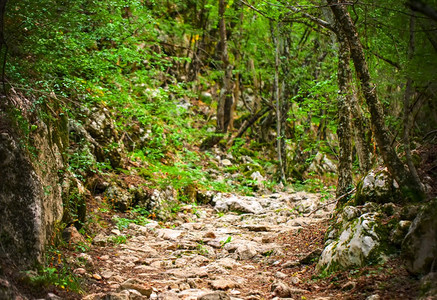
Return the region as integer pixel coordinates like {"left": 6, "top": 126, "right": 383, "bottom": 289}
{"left": 62, "top": 225, "right": 86, "bottom": 244}
{"left": 0, "top": 118, "right": 64, "bottom": 267}
{"left": 198, "top": 291, "right": 230, "bottom": 300}
{"left": 306, "top": 152, "right": 337, "bottom": 175}
{"left": 210, "top": 279, "right": 240, "bottom": 290}
{"left": 102, "top": 292, "right": 130, "bottom": 300}
{"left": 402, "top": 198, "right": 437, "bottom": 275}
{"left": 390, "top": 220, "right": 412, "bottom": 246}
{"left": 418, "top": 272, "right": 437, "bottom": 299}
{"left": 105, "top": 185, "right": 134, "bottom": 212}
{"left": 221, "top": 159, "right": 232, "bottom": 167}
{"left": 93, "top": 233, "right": 108, "bottom": 246}
{"left": 299, "top": 248, "right": 322, "bottom": 265}
{"left": 119, "top": 278, "right": 153, "bottom": 296}
{"left": 157, "top": 291, "right": 179, "bottom": 300}
{"left": 270, "top": 280, "right": 307, "bottom": 298}
{"left": 355, "top": 169, "right": 399, "bottom": 205}
{"left": 214, "top": 195, "right": 264, "bottom": 214}
{"left": 236, "top": 243, "right": 258, "bottom": 260}
{"left": 46, "top": 293, "right": 62, "bottom": 300}
{"left": 317, "top": 213, "right": 387, "bottom": 272}
{"left": 156, "top": 229, "right": 184, "bottom": 240}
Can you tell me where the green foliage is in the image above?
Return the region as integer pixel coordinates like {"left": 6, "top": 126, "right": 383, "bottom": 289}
{"left": 25, "top": 248, "right": 82, "bottom": 293}
{"left": 220, "top": 236, "right": 232, "bottom": 247}
{"left": 109, "top": 235, "right": 128, "bottom": 245}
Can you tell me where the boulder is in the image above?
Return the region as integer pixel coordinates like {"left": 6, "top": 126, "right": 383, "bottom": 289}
{"left": 213, "top": 194, "right": 264, "bottom": 214}
{"left": 306, "top": 152, "right": 337, "bottom": 175}
{"left": 105, "top": 185, "right": 134, "bottom": 212}
{"left": 355, "top": 169, "right": 400, "bottom": 205}
{"left": 317, "top": 210, "right": 389, "bottom": 273}
{"left": 402, "top": 198, "right": 437, "bottom": 275}
{"left": 0, "top": 110, "right": 64, "bottom": 267}
{"left": 418, "top": 272, "right": 437, "bottom": 299}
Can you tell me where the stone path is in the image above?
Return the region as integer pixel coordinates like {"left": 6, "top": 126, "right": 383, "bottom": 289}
{"left": 81, "top": 191, "right": 334, "bottom": 300}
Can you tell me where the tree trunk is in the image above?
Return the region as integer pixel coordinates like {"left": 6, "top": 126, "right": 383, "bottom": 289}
{"left": 335, "top": 27, "right": 353, "bottom": 199}
{"left": 403, "top": 14, "right": 423, "bottom": 192}
{"left": 327, "top": 0, "right": 425, "bottom": 201}
{"left": 216, "top": 0, "right": 233, "bottom": 135}
{"left": 0, "top": 0, "right": 8, "bottom": 98}
{"left": 200, "top": 0, "right": 233, "bottom": 150}
{"left": 271, "top": 21, "right": 286, "bottom": 182}
{"left": 351, "top": 92, "right": 372, "bottom": 173}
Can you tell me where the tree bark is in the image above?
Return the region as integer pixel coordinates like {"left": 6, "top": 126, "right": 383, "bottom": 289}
{"left": 216, "top": 0, "right": 233, "bottom": 135}
{"left": 200, "top": 0, "right": 233, "bottom": 150}
{"left": 0, "top": 0, "right": 8, "bottom": 98}
{"left": 351, "top": 92, "right": 372, "bottom": 173}
{"left": 327, "top": 0, "right": 425, "bottom": 201}
{"left": 335, "top": 26, "right": 354, "bottom": 199}
{"left": 271, "top": 21, "right": 286, "bottom": 182}
{"left": 403, "top": 14, "right": 424, "bottom": 193}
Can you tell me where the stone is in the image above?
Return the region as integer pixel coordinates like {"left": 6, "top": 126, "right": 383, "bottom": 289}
{"left": 104, "top": 185, "right": 134, "bottom": 212}
{"left": 62, "top": 226, "right": 86, "bottom": 244}
{"left": 418, "top": 272, "right": 437, "bottom": 299}
{"left": 73, "top": 268, "right": 87, "bottom": 275}
{"left": 270, "top": 281, "right": 292, "bottom": 298}
{"left": 236, "top": 243, "right": 258, "bottom": 260}
{"left": 306, "top": 152, "right": 337, "bottom": 175}
{"left": 93, "top": 233, "right": 108, "bottom": 246}
{"left": 0, "top": 117, "right": 64, "bottom": 267}
{"left": 216, "top": 258, "right": 240, "bottom": 269}
{"left": 158, "top": 291, "right": 179, "bottom": 300}
{"left": 282, "top": 261, "right": 299, "bottom": 268}
{"left": 119, "top": 278, "right": 153, "bottom": 296}
{"left": 103, "top": 292, "right": 129, "bottom": 300}
{"left": 203, "top": 231, "right": 216, "bottom": 239}
{"left": 299, "top": 248, "right": 322, "bottom": 265}
{"left": 198, "top": 291, "right": 230, "bottom": 300}
{"left": 197, "top": 190, "right": 215, "bottom": 205}
{"left": 82, "top": 293, "right": 105, "bottom": 300}
{"left": 249, "top": 171, "right": 265, "bottom": 189}
{"left": 242, "top": 225, "right": 270, "bottom": 232}
{"left": 402, "top": 198, "right": 437, "bottom": 275}
{"left": 93, "top": 274, "right": 102, "bottom": 280}
{"left": 317, "top": 212, "right": 387, "bottom": 272}
{"left": 354, "top": 169, "right": 399, "bottom": 205}
{"left": 274, "top": 272, "right": 287, "bottom": 279}
{"left": 78, "top": 253, "right": 93, "bottom": 264}
{"left": 221, "top": 159, "right": 232, "bottom": 167}
{"left": 101, "top": 270, "right": 114, "bottom": 279}
{"left": 210, "top": 279, "right": 239, "bottom": 290}
{"left": 157, "top": 229, "right": 184, "bottom": 240}
{"left": 46, "top": 293, "right": 62, "bottom": 300}
{"left": 214, "top": 195, "right": 264, "bottom": 214}
{"left": 390, "top": 220, "right": 412, "bottom": 246}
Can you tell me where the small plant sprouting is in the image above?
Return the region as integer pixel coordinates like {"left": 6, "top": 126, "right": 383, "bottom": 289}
{"left": 220, "top": 236, "right": 232, "bottom": 247}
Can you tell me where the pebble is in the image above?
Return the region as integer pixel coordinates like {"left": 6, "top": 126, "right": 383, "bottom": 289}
{"left": 92, "top": 273, "right": 102, "bottom": 280}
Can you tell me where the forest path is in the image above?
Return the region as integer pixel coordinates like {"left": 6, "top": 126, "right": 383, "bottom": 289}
{"left": 81, "top": 191, "right": 334, "bottom": 300}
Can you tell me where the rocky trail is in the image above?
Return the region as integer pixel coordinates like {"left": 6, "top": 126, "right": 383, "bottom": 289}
{"left": 75, "top": 191, "right": 335, "bottom": 300}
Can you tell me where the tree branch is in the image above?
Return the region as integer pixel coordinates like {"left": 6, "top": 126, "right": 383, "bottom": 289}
{"left": 406, "top": 0, "right": 437, "bottom": 22}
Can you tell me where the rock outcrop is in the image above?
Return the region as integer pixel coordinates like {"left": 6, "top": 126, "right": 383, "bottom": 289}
{"left": 402, "top": 198, "right": 437, "bottom": 275}
{"left": 0, "top": 96, "right": 66, "bottom": 267}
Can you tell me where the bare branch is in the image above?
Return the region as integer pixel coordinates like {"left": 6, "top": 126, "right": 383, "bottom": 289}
{"left": 406, "top": 0, "right": 437, "bottom": 22}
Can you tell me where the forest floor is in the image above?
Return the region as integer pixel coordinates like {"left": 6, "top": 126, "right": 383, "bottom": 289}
{"left": 55, "top": 191, "right": 419, "bottom": 300}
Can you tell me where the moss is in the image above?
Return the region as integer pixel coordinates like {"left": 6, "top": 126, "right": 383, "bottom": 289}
{"left": 240, "top": 163, "right": 265, "bottom": 178}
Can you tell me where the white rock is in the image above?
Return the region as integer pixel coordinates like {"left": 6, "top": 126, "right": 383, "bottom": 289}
{"left": 317, "top": 213, "right": 386, "bottom": 271}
